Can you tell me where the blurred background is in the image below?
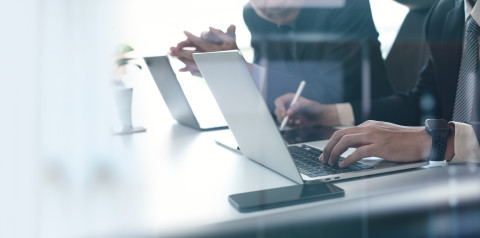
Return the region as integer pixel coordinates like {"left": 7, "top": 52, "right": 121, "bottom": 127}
{"left": 118, "top": 0, "right": 407, "bottom": 59}
{"left": 0, "top": 0, "right": 408, "bottom": 237}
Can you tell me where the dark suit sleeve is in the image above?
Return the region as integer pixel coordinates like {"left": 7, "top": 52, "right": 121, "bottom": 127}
{"left": 350, "top": 55, "right": 439, "bottom": 126}
{"left": 350, "top": 0, "right": 445, "bottom": 126}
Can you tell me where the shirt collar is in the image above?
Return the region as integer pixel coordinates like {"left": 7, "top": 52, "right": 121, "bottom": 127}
{"left": 465, "top": 0, "right": 480, "bottom": 24}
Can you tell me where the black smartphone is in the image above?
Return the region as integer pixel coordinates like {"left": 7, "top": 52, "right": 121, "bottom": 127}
{"left": 228, "top": 182, "right": 344, "bottom": 212}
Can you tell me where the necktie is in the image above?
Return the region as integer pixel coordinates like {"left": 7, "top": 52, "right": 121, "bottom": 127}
{"left": 453, "top": 16, "right": 480, "bottom": 122}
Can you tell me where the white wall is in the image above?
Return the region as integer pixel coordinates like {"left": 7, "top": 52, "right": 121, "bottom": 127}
{"left": 0, "top": 0, "right": 117, "bottom": 237}
{"left": 117, "top": 0, "right": 253, "bottom": 58}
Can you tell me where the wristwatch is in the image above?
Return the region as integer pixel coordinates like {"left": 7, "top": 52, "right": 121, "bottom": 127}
{"left": 425, "top": 119, "right": 451, "bottom": 161}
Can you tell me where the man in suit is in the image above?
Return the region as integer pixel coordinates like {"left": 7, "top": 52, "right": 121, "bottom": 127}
{"left": 276, "top": 0, "right": 480, "bottom": 165}
{"left": 171, "top": 0, "right": 393, "bottom": 112}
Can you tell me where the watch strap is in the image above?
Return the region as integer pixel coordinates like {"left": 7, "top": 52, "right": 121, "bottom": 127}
{"left": 427, "top": 133, "right": 449, "bottom": 161}
{"left": 425, "top": 119, "right": 450, "bottom": 161}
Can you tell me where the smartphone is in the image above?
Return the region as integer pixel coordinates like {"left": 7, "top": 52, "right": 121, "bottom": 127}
{"left": 228, "top": 182, "right": 344, "bottom": 212}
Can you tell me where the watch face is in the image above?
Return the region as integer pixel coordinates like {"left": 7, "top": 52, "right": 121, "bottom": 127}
{"left": 426, "top": 119, "right": 450, "bottom": 131}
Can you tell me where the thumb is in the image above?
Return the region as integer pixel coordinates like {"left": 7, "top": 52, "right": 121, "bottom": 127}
{"left": 274, "top": 94, "right": 294, "bottom": 114}
{"left": 226, "top": 24, "right": 236, "bottom": 36}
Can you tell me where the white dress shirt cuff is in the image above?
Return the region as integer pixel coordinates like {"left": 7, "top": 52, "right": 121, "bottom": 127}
{"left": 336, "top": 103, "right": 355, "bottom": 126}
{"left": 450, "top": 122, "right": 480, "bottom": 163}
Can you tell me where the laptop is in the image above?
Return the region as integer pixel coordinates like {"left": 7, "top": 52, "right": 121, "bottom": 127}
{"left": 193, "top": 50, "right": 428, "bottom": 184}
{"left": 214, "top": 125, "right": 338, "bottom": 154}
{"left": 144, "top": 56, "right": 227, "bottom": 131}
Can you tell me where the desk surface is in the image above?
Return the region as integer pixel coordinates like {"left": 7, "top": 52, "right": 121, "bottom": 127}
{"left": 38, "top": 72, "right": 480, "bottom": 238}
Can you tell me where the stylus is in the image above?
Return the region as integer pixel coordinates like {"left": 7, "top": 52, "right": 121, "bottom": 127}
{"left": 279, "top": 80, "right": 306, "bottom": 131}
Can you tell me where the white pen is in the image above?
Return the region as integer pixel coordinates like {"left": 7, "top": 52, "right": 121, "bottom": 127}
{"left": 279, "top": 80, "right": 306, "bottom": 131}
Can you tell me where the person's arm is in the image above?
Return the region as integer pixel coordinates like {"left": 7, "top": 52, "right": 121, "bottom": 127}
{"left": 272, "top": 56, "right": 437, "bottom": 129}
{"left": 318, "top": 120, "right": 458, "bottom": 167}
{"left": 350, "top": 0, "right": 442, "bottom": 126}
{"left": 317, "top": 120, "right": 480, "bottom": 167}
{"left": 350, "top": 55, "right": 438, "bottom": 126}
{"left": 272, "top": 92, "right": 354, "bottom": 128}
{"left": 273, "top": 94, "right": 340, "bottom": 128}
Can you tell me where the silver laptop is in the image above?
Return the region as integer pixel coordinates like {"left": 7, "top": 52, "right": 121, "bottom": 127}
{"left": 193, "top": 50, "right": 428, "bottom": 184}
{"left": 144, "top": 56, "right": 227, "bottom": 131}
{"left": 214, "top": 125, "right": 338, "bottom": 154}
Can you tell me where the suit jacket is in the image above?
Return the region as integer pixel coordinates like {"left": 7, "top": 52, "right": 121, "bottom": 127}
{"left": 350, "top": 0, "right": 480, "bottom": 144}
{"left": 243, "top": 0, "right": 393, "bottom": 111}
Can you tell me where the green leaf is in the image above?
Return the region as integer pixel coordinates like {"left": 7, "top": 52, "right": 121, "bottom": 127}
{"left": 115, "top": 44, "right": 135, "bottom": 54}
{"left": 115, "top": 58, "right": 142, "bottom": 69}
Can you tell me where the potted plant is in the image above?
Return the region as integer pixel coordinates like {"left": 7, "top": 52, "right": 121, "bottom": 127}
{"left": 112, "top": 44, "right": 146, "bottom": 135}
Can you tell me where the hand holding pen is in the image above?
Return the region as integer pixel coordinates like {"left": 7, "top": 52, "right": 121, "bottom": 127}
{"left": 274, "top": 81, "right": 343, "bottom": 129}
{"left": 279, "top": 80, "right": 306, "bottom": 131}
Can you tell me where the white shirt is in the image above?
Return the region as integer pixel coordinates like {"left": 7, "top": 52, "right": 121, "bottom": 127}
{"left": 338, "top": 0, "right": 480, "bottom": 162}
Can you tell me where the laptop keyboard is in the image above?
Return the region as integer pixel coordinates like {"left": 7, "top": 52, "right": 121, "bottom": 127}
{"left": 287, "top": 144, "right": 373, "bottom": 178}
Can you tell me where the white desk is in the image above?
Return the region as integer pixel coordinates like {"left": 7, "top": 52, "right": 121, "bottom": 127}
{"left": 38, "top": 72, "right": 480, "bottom": 238}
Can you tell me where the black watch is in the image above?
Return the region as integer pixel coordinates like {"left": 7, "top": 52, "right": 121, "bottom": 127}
{"left": 425, "top": 119, "right": 451, "bottom": 161}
